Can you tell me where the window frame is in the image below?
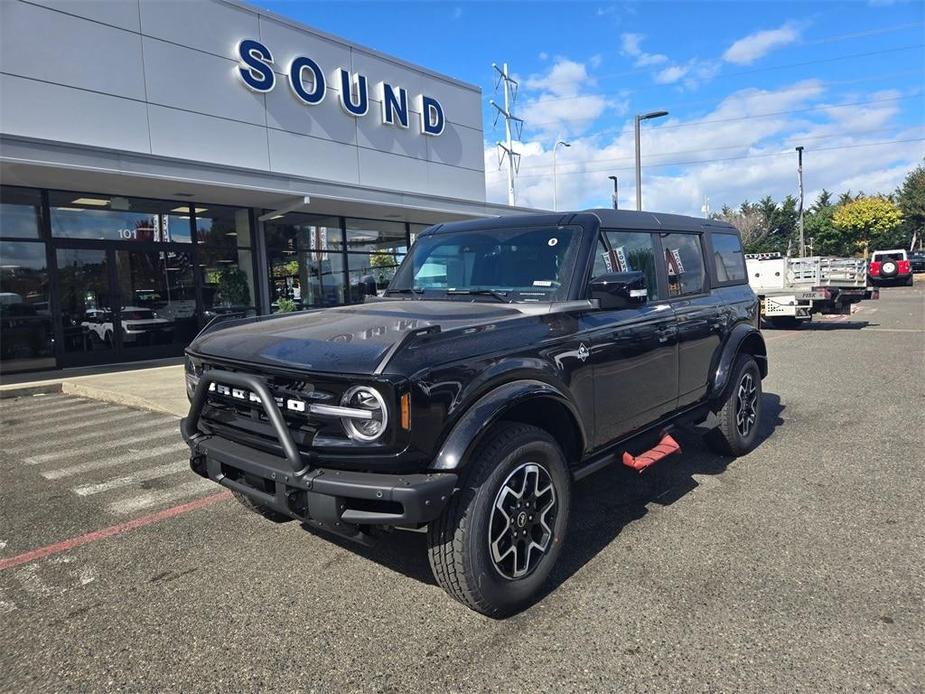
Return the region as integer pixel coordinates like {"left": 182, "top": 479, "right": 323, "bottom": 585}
{"left": 591, "top": 229, "right": 669, "bottom": 302}
{"left": 706, "top": 230, "right": 748, "bottom": 288}
{"left": 658, "top": 230, "right": 711, "bottom": 300}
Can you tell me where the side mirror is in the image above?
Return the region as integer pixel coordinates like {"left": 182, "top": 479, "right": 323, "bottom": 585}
{"left": 589, "top": 271, "right": 648, "bottom": 310}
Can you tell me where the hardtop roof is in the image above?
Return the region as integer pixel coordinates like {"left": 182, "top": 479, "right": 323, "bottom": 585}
{"left": 423, "top": 209, "right": 738, "bottom": 235}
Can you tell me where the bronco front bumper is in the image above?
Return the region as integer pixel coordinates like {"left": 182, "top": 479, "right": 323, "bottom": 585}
{"left": 181, "top": 370, "right": 456, "bottom": 533}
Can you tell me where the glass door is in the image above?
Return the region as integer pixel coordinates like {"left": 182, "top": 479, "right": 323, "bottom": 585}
{"left": 55, "top": 247, "right": 118, "bottom": 363}
{"left": 113, "top": 249, "right": 198, "bottom": 357}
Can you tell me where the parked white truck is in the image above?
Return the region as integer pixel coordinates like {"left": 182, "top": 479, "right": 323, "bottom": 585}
{"left": 746, "top": 253, "right": 877, "bottom": 328}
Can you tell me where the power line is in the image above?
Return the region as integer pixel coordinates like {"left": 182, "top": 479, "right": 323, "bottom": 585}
{"left": 522, "top": 68, "right": 924, "bottom": 129}
{"left": 501, "top": 43, "right": 924, "bottom": 109}
{"left": 487, "top": 137, "right": 925, "bottom": 181}
{"left": 511, "top": 125, "right": 919, "bottom": 175}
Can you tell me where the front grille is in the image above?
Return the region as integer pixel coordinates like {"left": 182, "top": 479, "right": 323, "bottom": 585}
{"left": 198, "top": 364, "right": 346, "bottom": 453}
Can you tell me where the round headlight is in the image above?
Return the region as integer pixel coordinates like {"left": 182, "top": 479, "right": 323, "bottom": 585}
{"left": 341, "top": 386, "right": 388, "bottom": 442}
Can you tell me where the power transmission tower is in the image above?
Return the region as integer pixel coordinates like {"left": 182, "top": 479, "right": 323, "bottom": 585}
{"left": 490, "top": 63, "right": 523, "bottom": 206}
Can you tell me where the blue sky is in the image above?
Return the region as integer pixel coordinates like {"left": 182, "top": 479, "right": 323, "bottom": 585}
{"left": 263, "top": 0, "right": 925, "bottom": 214}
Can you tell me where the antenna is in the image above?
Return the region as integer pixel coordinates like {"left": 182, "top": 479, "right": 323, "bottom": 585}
{"left": 491, "top": 62, "right": 522, "bottom": 206}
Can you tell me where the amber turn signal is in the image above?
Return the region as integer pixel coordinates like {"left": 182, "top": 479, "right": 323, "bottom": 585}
{"left": 400, "top": 392, "right": 411, "bottom": 430}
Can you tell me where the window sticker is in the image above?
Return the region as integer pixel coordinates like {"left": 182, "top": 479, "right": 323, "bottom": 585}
{"left": 533, "top": 280, "right": 553, "bottom": 287}
{"left": 601, "top": 251, "right": 613, "bottom": 272}
{"left": 666, "top": 248, "right": 685, "bottom": 276}
{"left": 548, "top": 237, "right": 558, "bottom": 247}
{"left": 612, "top": 246, "right": 628, "bottom": 272}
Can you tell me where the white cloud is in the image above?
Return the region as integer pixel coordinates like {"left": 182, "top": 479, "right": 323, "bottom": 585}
{"left": 620, "top": 32, "right": 669, "bottom": 68}
{"left": 484, "top": 80, "right": 924, "bottom": 214}
{"left": 451, "top": 6, "right": 462, "bottom": 19}
{"left": 655, "top": 65, "right": 689, "bottom": 84}
{"left": 723, "top": 23, "right": 802, "bottom": 65}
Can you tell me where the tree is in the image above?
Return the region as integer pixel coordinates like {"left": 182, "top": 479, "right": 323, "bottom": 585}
{"left": 812, "top": 189, "right": 833, "bottom": 212}
{"left": 832, "top": 196, "right": 904, "bottom": 257}
{"left": 896, "top": 162, "right": 925, "bottom": 248}
{"left": 714, "top": 201, "right": 769, "bottom": 251}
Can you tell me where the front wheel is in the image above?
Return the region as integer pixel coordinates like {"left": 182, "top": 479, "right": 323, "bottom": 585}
{"left": 705, "top": 355, "right": 763, "bottom": 456}
{"left": 427, "top": 422, "right": 571, "bottom": 617}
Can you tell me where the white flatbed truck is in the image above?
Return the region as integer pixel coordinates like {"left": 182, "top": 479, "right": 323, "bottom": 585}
{"left": 746, "top": 253, "right": 878, "bottom": 328}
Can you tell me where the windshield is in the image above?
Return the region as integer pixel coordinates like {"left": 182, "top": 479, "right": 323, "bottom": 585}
{"left": 388, "top": 226, "right": 582, "bottom": 302}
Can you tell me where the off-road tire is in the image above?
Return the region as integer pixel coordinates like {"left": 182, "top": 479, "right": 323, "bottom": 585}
{"left": 427, "top": 422, "right": 571, "bottom": 618}
{"left": 705, "top": 355, "right": 762, "bottom": 456}
{"left": 231, "top": 490, "right": 290, "bottom": 522}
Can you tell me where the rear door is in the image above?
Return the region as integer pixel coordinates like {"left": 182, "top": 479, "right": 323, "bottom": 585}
{"left": 588, "top": 230, "right": 679, "bottom": 445}
{"left": 661, "top": 231, "right": 724, "bottom": 407}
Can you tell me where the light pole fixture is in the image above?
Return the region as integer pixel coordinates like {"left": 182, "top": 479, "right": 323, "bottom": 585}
{"left": 608, "top": 176, "right": 619, "bottom": 210}
{"left": 634, "top": 110, "right": 669, "bottom": 211}
{"left": 553, "top": 140, "right": 571, "bottom": 211}
{"left": 796, "top": 146, "right": 805, "bottom": 258}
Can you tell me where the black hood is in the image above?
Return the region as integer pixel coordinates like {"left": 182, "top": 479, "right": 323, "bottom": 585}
{"left": 189, "top": 300, "right": 526, "bottom": 375}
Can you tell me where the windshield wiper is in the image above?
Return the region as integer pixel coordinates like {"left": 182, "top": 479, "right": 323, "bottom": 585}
{"left": 444, "top": 289, "right": 511, "bottom": 303}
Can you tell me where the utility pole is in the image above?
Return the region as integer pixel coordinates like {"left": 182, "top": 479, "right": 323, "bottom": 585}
{"left": 634, "top": 110, "right": 669, "bottom": 211}
{"left": 491, "top": 63, "right": 523, "bottom": 207}
{"left": 796, "top": 146, "right": 805, "bottom": 258}
{"left": 701, "top": 195, "right": 711, "bottom": 218}
{"left": 608, "top": 176, "right": 619, "bottom": 210}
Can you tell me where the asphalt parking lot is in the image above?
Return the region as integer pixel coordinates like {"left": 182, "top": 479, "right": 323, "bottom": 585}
{"left": 1, "top": 284, "right": 922, "bottom": 692}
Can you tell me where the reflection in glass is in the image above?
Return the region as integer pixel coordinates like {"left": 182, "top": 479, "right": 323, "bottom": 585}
{"left": 56, "top": 248, "right": 113, "bottom": 353}
{"left": 348, "top": 253, "right": 401, "bottom": 302}
{"left": 0, "top": 240, "right": 54, "bottom": 371}
{"left": 49, "top": 192, "right": 194, "bottom": 243}
{"left": 0, "top": 187, "right": 42, "bottom": 239}
{"left": 200, "top": 248, "right": 256, "bottom": 320}
{"left": 266, "top": 214, "right": 344, "bottom": 310}
{"left": 197, "top": 206, "right": 252, "bottom": 248}
{"left": 345, "top": 218, "right": 407, "bottom": 251}
{"left": 115, "top": 250, "right": 197, "bottom": 348}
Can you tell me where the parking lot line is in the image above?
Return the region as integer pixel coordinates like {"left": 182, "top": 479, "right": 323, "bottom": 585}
{"left": 23, "top": 423, "right": 180, "bottom": 466}
{"left": 6, "top": 403, "right": 125, "bottom": 429}
{"left": 6, "top": 418, "right": 176, "bottom": 454}
{"left": 72, "top": 461, "right": 189, "bottom": 496}
{"left": 106, "top": 478, "right": 217, "bottom": 515}
{"left": 0, "top": 491, "right": 231, "bottom": 572}
{"left": 0, "top": 398, "right": 93, "bottom": 417}
{"left": 4, "top": 410, "right": 148, "bottom": 442}
{"left": 41, "top": 442, "right": 189, "bottom": 480}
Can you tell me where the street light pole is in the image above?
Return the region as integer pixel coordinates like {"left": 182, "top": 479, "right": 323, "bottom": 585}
{"left": 796, "top": 146, "right": 805, "bottom": 258}
{"left": 608, "top": 176, "right": 619, "bottom": 210}
{"left": 553, "top": 140, "right": 570, "bottom": 211}
{"left": 634, "top": 110, "right": 669, "bottom": 211}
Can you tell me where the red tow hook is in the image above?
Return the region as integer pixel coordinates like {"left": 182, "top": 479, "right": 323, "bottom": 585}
{"left": 622, "top": 433, "right": 681, "bottom": 472}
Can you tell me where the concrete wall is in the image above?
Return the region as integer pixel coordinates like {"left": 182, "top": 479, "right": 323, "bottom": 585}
{"left": 0, "top": 0, "right": 486, "bottom": 201}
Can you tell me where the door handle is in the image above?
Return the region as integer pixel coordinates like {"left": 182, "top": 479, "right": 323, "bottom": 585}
{"left": 655, "top": 325, "right": 675, "bottom": 343}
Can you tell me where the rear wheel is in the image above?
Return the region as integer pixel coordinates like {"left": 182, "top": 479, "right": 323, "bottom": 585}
{"left": 427, "top": 422, "right": 571, "bottom": 617}
{"left": 705, "top": 355, "right": 762, "bottom": 456}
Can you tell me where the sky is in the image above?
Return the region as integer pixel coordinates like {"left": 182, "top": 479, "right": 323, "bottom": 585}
{"left": 262, "top": 0, "right": 925, "bottom": 215}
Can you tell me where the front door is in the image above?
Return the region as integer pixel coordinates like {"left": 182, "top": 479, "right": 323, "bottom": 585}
{"left": 588, "top": 230, "right": 679, "bottom": 446}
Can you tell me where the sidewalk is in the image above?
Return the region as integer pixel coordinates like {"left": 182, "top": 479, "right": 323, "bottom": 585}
{"left": 0, "top": 359, "right": 188, "bottom": 417}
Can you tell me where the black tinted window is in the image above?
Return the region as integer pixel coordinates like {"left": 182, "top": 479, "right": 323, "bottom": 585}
{"left": 711, "top": 233, "right": 747, "bottom": 284}
{"left": 662, "top": 233, "right": 705, "bottom": 297}
{"left": 603, "top": 231, "right": 661, "bottom": 300}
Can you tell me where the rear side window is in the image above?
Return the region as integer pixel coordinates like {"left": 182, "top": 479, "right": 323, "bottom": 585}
{"left": 711, "top": 233, "right": 747, "bottom": 284}
{"left": 662, "top": 233, "right": 706, "bottom": 297}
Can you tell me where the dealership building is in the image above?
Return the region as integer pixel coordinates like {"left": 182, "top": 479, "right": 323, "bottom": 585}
{"left": 0, "top": 0, "right": 527, "bottom": 374}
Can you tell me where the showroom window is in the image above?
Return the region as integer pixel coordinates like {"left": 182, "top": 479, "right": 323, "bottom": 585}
{"left": 0, "top": 187, "right": 54, "bottom": 372}
{"left": 48, "top": 192, "right": 194, "bottom": 243}
{"left": 196, "top": 206, "right": 257, "bottom": 318}
{"left": 345, "top": 218, "right": 409, "bottom": 302}
{"left": 265, "top": 213, "right": 344, "bottom": 310}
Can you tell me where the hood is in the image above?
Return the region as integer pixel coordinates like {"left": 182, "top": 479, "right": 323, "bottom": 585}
{"left": 189, "top": 300, "right": 526, "bottom": 374}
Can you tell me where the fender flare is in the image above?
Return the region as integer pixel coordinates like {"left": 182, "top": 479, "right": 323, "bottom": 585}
{"left": 709, "top": 324, "right": 768, "bottom": 402}
{"left": 429, "top": 379, "right": 587, "bottom": 471}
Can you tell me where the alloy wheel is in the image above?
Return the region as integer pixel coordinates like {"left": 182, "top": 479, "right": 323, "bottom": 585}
{"left": 735, "top": 372, "right": 758, "bottom": 437}
{"left": 488, "top": 462, "right": 558, "bottom": 580}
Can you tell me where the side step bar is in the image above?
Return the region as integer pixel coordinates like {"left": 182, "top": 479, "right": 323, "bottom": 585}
{"left": 622, "top": 433, "right": 681, "bottom": 472}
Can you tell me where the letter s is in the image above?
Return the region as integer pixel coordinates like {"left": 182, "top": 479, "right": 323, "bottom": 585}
{"left": 237, "top": 39, "right": 275, "bottom": 93}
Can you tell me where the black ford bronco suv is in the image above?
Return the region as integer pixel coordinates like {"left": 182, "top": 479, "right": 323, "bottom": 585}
{"left": 181, "top": 210, "right": 767, "bottom": 616}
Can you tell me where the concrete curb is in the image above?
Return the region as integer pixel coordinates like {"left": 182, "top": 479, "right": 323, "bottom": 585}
{"left": 60, "top": 381, "right": 183, "bottom": 418}
{"left": 0, "top": 383, "right": 63, "bottom": 399}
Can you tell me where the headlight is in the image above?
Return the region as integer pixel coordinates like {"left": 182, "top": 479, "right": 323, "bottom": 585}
{"left": 340, "top": 386, "right": 388, "bottom": 442}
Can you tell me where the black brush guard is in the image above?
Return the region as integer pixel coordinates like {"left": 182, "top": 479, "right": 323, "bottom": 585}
{"left": 181, "top": 370, "right": 456, "bottom": 534}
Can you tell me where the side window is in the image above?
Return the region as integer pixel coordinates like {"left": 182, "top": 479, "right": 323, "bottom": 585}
{"left": 711, "top": 233, "right": 747, "bottom": 284}
{"left": 591, "top": 237, "right": 609, "bottom": 279}
{"left": 661, "top": 233, "right": 706, "bottom": 297}
{"left": 603, "top": 231, "right": 661, "bottom": 300}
